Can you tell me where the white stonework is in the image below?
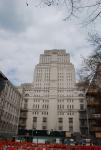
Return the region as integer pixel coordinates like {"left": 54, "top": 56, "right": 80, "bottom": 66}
{"left": 19, "top": 50, "right": 85, "bottom": 134}
{"left": 0, "top": 72, "right": 22, "bottom": 138}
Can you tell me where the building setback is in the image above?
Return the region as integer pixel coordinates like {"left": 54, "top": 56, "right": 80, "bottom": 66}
{"left": 86, "top": 65, "right": 101, "bottom": 142}
{"left": 18, "top": 49, "right": 85, "bottom": 135}
{"left": 0, "top": 72, "right": 22, "bottom": 138}
{"left": 76, "top": 82, "right": 87, "bottom": 137}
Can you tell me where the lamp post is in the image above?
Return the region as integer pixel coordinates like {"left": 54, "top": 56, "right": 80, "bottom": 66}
{"left": 32, "top": 128, "right": 38, "bottom": 144}
{"left": 86, "top": 101, "right": 90, "bottom": 138}
{"left": 32, "top": 129, "right": 33, "bottom": 142}
{"left": 85, "top": 90, "right": 90, "bottom": 138}
{"left": 36, "top": 130, "right": 38, "bottom": 144}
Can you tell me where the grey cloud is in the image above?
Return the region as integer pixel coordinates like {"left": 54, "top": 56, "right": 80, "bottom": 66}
{"left": 0, "top": 1, "right": 95, "bottom": 85}
{"left": 0, "top": 0, "right": 33, "bottom": 32}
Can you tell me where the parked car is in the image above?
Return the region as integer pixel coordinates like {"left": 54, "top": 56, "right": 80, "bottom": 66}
{"left": 79, "top": 139, "right": 92, "bottom": 146}
{"left": 64, "top": 139, "right": 76, "bottom": 145}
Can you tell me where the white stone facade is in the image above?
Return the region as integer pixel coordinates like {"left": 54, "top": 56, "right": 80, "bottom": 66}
{"left": 19, "top": 50, "right": 85, "bottom": 134}
{"left": 0, "top": 72, "right": 22, "bottom": 138}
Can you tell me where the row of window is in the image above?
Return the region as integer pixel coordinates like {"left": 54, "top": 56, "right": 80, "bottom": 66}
{"left": 58, "top": 99, "right": 74, "bottom": 102}
{"left": 35, "top": 76, "right": 73, "bottom": 79}
{"left": 36, "top": 67, "right": 73, "bottom": 73}
{"left": 32, "top": 111, "right": 75, "bottom": 116}
{"left": 33, "top": 99, "right": 75, "bottom": 103}
{"left": 25, "top": 93, "right": 84, "bottom": 97}
{"left": 4, "top": 83, "right": 21, "bottom": 105}
{"left": 33, "top": 111, "right": 48, "bottom": 115}
{"left": 33, "top": 99, "right": 49, "bottom": 102}
{"left": 24, "top": 98, "right": 83, "bottom": 103}
{"left": 33, "top": 117, "right": 73, "bottom": 124}
{"left": 4, "top": 101, "right": 19, "bottom": 114}
{"left": 36, "top": 71, "right": 72, "bottom": 74}
{"left": 57, "top": 105, "right": 74, "bottom": 109}
{"left": 0, "top": 121, "right": 17, "bottom": 132}
{"left": 32, "top": 104, "right": 83, "bottom": 110}
{"left": 32, "top": 94, "right": 75, "bottom": 97}
{"left": 33, "top": 119, "right": 73, "bottom": 131}
{"left": 2, "top": 111, "right": 18, "bottom": 123}
{"left": 33, "top": 117, "right": 47, "bottom": 122}
{"left": 34, "top": 82, "right": 73, "bottom": 85}
{"left": 32, "top": 95, "right": 76, "bottom": 98}
{"left": 58, "top": 117, "right": 73, "bottom": 123}
{"left": 32, "top": 91, "right": 76, "bottom": 94}
{"left": 58, "top": 112, "right": 74, "bottom": 115}
{"left": 40, "top": 57, "right": 68, "bottom": 63}
{"left": 32, "top": 125, "right": 73, "bottom": 131}
{"left": 33, "top": 104, "right": 49, "bottom": 109}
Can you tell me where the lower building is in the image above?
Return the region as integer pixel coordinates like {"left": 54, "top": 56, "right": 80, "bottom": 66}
{"left": 86, "top": 65, "right": 101, "bottom": 144}
{"left": 76, "top": 82, "right": 88, "bottom": 137}
{"left": 86, "top": 85, "right": 101, "bottom": 141}
{"left": 0, "top": 71, "right": 22, "bottom": 138}
{"left": 18, "top": 83, "right": 85, "bottom": 140}
{"left": 17, "top": 83, "right": 32, "bottom": 130}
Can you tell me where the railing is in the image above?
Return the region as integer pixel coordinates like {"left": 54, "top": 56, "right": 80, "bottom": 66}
{"left": 80, "top": 124, "right": 87, "bottom": 128}
{"left": 79, "top": 116, "right": 87, "bottom": 119}
{"left": 91, "top": 126, "right": 101, "bottom": 132}
{"left": 91, "top": 114, "right": 101, "bottom": 119}
{"left": 87, "top": 101, "right": 100, "bottom": 107}
{"left": 87, "top": 88, "right": 98, "bottom": 93}
{"left": 20, "top": 115, "right": 27, "bottom": 118}
{"left": 19, "top": 122, "right": 26, "bottom": 126}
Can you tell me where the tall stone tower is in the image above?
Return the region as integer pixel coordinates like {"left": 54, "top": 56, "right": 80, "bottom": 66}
{"left": 19, "top": 50, "right": 83, "bottom": 134}
{"left": 27, "top": 50, "right": 79, "bottom": 132}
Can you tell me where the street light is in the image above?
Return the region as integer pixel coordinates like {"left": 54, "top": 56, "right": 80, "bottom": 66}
{"left": 86, "top": 99, "right": 90, "bottom": 138}
{"left": 85, "top": 88, "right": 90, "bottom": 138}
{"left": 32, "top": 128, "right": 38, "bottom": 144}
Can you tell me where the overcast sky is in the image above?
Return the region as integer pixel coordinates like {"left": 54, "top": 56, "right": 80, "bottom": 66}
{"left": 0, "top": 0, "right": 100, "bottom": 85}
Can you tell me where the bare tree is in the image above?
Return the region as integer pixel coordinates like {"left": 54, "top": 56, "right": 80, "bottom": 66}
{"left": 27, "top": 0, "right": 101, "bottom": 24}
{"left": 79, "top": 33, "right": 101, "bottom": 86}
